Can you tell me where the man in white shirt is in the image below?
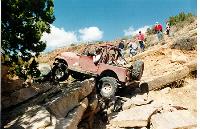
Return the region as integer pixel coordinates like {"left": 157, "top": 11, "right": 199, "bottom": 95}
{"left": 129, "top": 41, "right": 138, "bottom": 57}
{"left": 93, "top": 48, "right": 102, "bottom": 65}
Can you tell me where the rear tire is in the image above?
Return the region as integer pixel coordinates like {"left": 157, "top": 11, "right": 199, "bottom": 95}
{"left": 99, "top": 77, "right": 118, "bottom": 98}
{"left": 132, "top": 60, "right": 144, "bottom": 81}
{"left": 52, "top": 63, "right": 69, "bottom": 81}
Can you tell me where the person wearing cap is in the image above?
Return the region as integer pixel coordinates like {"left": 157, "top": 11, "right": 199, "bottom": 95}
{"left": 154, "top": 22, "right": 163, "bottom": 41}
{"left": 137, "top": 31, "right": 145, "bottom": 52}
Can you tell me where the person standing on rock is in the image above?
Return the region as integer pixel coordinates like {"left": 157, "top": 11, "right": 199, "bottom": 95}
{"left": 166, "top": 22, "right": 170, "bottom": 36}
{"left": 128, "top": 41, "right": 138, "bottom": 56}
{"left": 137, "top": 31, "right": 145, "bottom": 52}
{"left": 154, "top": 22, "right": 163, "bottom": 41}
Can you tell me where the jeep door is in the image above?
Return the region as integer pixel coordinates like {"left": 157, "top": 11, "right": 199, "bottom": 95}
{"left": 79, "top": 55, "right": 99, "bottom": 73}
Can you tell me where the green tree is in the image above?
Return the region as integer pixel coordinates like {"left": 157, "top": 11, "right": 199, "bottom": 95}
{"left": 1, "top": 0, "right": 55, "bottom": 79}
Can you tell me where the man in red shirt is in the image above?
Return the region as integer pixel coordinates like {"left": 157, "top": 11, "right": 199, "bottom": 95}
{"left": 137, "top": 31, "right": 145, "bottom": 52}
{"left": 154, "top": 22, "right": 163, "bottom": 41}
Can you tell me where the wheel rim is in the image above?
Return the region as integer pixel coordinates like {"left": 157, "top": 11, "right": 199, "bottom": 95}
{"left": 101, "top": 82, "right": 113, "bottom": 94}
{"left": 55, "top": 68, "right": 64, "bottom": 79}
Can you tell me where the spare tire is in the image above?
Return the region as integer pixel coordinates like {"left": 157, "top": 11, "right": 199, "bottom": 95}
{"left": 132, "top": 60, "right": 144, "bottom": 81}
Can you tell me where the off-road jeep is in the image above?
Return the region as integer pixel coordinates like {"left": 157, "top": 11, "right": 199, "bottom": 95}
{"left": 52, "top": 44, "right": 144, "bottom": 98}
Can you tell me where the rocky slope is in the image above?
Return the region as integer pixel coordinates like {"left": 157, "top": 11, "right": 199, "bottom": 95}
{"left": 1, "top": 18, "right": 197, "bottom": 129}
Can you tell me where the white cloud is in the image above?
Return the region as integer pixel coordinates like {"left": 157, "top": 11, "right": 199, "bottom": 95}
{"left": 41, "top": 25, "right": 104, "bottom": 51}
{"left": 124, "top": 25, "right": 150, "bottom": 36}
{"left": 41, "top": 25, "right": 78, "bottom": 51}
{"left": 79, "top": 27, "right": 103, "bottom": 42}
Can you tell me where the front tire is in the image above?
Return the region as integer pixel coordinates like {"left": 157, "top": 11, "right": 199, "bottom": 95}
{"left": 99, "top": 77, "right": 118, "bottom": 98}
{"left": 52, "top": 63, "right": 69, "bottom": 81}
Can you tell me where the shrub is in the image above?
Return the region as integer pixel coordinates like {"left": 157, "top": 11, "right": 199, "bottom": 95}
{"left": 169, "top": 12, "right": 195, "bottom": 26}
{"left": 70, "top": 43, "right": 76, "bottom": 46}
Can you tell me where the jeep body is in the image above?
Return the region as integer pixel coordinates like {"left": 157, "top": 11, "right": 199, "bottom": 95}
{"left": 52, "top": 45, "right": 144, "bottom": 98}
{"left": 55, "top": 52, "right": 132, "bottom": 84}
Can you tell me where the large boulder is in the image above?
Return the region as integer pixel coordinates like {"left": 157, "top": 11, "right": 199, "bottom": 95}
{"left": 3, "top": 105, "right": 57, "bottom": 129}
{"left": 55, "top": 98, "right": 88, "bottom": 129}
{"left": 122, "top": 95, "right": 153, "bottom": 111}
{"left": 140, "top": 66, "right": 190, "bottom": 91}
{"left": 110, "top": 104, "right": 159, "bottom": 128}
{"left": 2, "top": 82, "right": 53, "bottom": 109}
{"left": 46, "top": 78, "right": 95, "bottom": 118}
{"left": 150, "top": 110, "right": 196, "bottom": 129}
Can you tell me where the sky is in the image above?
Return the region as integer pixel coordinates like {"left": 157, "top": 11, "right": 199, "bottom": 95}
{"left": 41, "top": 0, "right": 197, "bottom": 52}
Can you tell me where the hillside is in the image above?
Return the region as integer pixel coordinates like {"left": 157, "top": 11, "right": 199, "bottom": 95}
{"left": 2, "top": 16, "right": 197, "bottom": 129}
{"left": 38, "top": 18, "right": 197, "bottom": 66}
